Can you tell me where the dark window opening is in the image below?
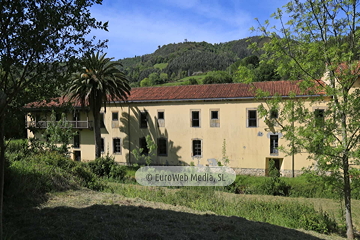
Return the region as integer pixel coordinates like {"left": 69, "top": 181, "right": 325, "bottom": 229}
{"left": 139, "top": 137, "right": 149, "bottom": 155}
{"left": 73, "top": 112, "right": 80, "bottom": 121}
{"left": 157, "top": 138, "right": 167, "bottom": 156}
{"left": 192, "top": 111, "right": 200, "bottom": 127}
{"left": 267, "top": 158, "right": 281, "bottom": 177}
{"left": 270, "top": 109, "right": 278, "bottom": 119}
{"left": 192, "top": 140, "right": 202, "bottom": 156}
{"left": 211, "top": 111, "right": 219, "bottom": 119}
{"left": 158, "top": 111, "right": 164, "bottom": 120}
{"left": 101, "top": 138, "right": 105, "bottom": 153}
{"left": 113, "top": 138, "right": 121, "bottom": 153}
{"left": 56, "top": 113, "right": 62, "bottom": 121}
{"left": 74, "top": 151, "right": 81, "bottom": 162}
{"left": 74, "top": 132, "right": 80, "bottom": 148}
{"left": 140, "top": 112, "right": 147, "bottom": 128}
{"left": 314, "top": 109, "right": 325, "bottom": 126}
{"left": 248, "top": 110, "right": 257, "bottom": 127}
{"left": 270, "top": 135, "right": 279, "bottom": 154}
{"left": 112, "top": 112, "right": 119, "bottom": 121}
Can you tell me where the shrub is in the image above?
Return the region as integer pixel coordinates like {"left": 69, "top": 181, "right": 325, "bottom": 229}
{"left": 5, "top": 139, "right": 30, "bottom": 161}
{"left": 109, "top": 165, "right": 126, "bottom": 180}
{"left": 88, "top": 155, "right": 126, "bottom": 181}
{"left": 88, "top": 155, "right": 115, "bottom": 177}
{"left": 71, "top": 164, "right": 105, "bottom": 191}
{"left": 4, "top": 151, "right": 106, "bottom": 204}
{"left": 188, "top": 78, "right": 198, "bottom": 85}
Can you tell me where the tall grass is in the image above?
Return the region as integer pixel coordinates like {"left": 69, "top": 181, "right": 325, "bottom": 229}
{"left": 107, "top": 184, "right": 338, "bottom": 234}
{"left": 4, "top": 150, "right": 105, "bottom": 204}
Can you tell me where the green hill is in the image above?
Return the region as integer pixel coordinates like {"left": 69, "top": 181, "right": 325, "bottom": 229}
{"left": 118, "top": 36, "right": 269, "bottom": 85}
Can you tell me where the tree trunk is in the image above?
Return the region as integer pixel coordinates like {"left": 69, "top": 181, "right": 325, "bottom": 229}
{"left": 93, "top": 109, "right": 102, "bottom": 159}
{"left": 343, "top": 155, "right": 354, "bottom": 239}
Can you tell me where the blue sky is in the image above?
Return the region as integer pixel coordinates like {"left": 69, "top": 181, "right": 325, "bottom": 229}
{"left": 89, "top": 0, "right": 289, "bottom": 60}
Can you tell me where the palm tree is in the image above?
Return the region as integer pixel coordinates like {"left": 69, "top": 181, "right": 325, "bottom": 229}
{"left": 67, "top": 52, "right": 130, "bottom": 158}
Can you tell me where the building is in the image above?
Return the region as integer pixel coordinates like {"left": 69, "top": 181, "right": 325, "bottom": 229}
{"left": 24, "top": 80, "right": 326, "bottom": 176}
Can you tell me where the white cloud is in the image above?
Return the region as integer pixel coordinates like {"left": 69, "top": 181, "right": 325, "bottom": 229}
{"left": 88, "top": 0, "right": 289, "bottom": 59}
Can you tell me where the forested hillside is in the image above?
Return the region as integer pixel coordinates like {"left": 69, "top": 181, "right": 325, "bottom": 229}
{"left": 118, "top": 36, "right": 271, "bottom": 86}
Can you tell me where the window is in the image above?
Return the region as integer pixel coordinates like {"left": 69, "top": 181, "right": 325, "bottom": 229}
{"left": 192, "top": 139, "right": 202, "bottom": 157}
{"left": 113, "top": 138, "right": 121, "bottom": 154}
{"left": 112, "top": 112, "right": 119, "bottom": 121}
{"left": 100, "top": 113, "right": 105, "bottom": 128}
{"left": 158, "top": 111, "right": 164, "bottom": 120}
{"left": 112, "top": 112, "right": 119, "bottom": 128}
{"left": 56, "top": 113, "right": 62, "bottom": 121}
{"left": 211, "top": 111, "right": 219, "bottom": 119}
{"left": 157, "top": 138, "right": 167, "bottom": 156}
{"left": 270, "top": 135, "right": 279, "bottom": 154}
{"left": 73, "top": 111, "right": 80, "bottom": 121}
{"left": 140, "top": 112, "right": 147, "bottom": 128}
{"left": 73, "top": 132, "right": 80, "bottom": 148}
{"left": 139, "top": 137, "right": 149, "bottom": 155}
{"left": 267, "top": 158, "right": 282, "bottom": 176}
{"left": 210, "top": 109, "right": 220, "bottom": 127}
{"left": 157, "top": 110, "right": 165, "bottom": 127}
{"left": 270, "top": 109, "right": 278, "bottom": 119}
{"left": 247, "top": 110, "right": 257, "bottom": 127}
{"left": 191, "top": 111, "right": 200, "bottom": 127}
{"left": 101, "top": 138, "right": 105, "bottom": 153}
{"left": 74, "top": 151, "right": 81, "bottom": 162}
{"left": 314, "top": 109, "right": 325, "bottom": 126}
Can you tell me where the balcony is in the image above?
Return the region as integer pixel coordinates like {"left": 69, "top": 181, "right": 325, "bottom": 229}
{"left": 26, "top": 120, "right": 93, "bottom": 129}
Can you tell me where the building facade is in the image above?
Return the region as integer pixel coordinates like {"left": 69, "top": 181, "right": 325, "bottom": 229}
{"left": 25, "top": 81, "right": 325, "bottom": 176}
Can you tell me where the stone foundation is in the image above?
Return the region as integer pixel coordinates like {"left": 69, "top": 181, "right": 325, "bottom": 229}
{"left": 233, "top": 168, "right": 266, "bottom": 176}
{"left": 233, "top": 168, "right": 303, "bottom": 177}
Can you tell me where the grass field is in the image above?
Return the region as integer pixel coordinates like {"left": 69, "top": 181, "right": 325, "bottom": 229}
{"left": 5, "top": 188, "right": 349, "bottom": 240}
{"left": 4, "top": 150, "right": 359, "bottom": 239}
{"left": 5, "top": 183, "right": 360, "bottom": 239}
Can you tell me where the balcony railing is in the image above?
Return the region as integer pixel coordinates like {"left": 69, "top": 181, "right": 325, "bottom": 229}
{"left": 26, "top": 120, "right": 93, "bottom": 129}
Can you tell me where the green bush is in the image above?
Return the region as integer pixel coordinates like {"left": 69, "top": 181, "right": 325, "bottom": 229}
{"left": 88, "top": 155, "right": 126, "bottom": 181}
{"left": 5, "top": 139, "right": 30, "bottom": 161}
{"left": 71, "top": 165, "right": 104, "bottom": 191}
{"left": 5, "top": 139, "right": 28, "bottom": 153}
{"left": 109, "top": 165, "right": 126, "bottom": 180}
{"left": 88, "top": 155, "right": 115, "bottom": 177}
{"left": 225, "top": 170, "right": 360, "bottom": 200}
{"left": 4, "top": 151, "right": 106, "bottom": 203}
{"left": 188, "top": 78, "right": 198, "bottom": 85}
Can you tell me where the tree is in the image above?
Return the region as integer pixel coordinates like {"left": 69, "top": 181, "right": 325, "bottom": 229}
{"left": 140, "top": 78, "right": 152, "bottom": 87}
{"left": 251, "top": 1, "right": 360, "bottom": 238}
{"left": 148, "top": 72, "right": 160, "bottom": 85}
{"left": 160, "top": 73, "right": 168, "bottom": 83}
{"left": 0, "top": 0, "right": 107, "bottom": 238}
{"left": 43, "top": 111, "right": 77, "bottom": 155}
{"left": 235, "top": 55, "right": 280, "bottom": 82}
{"left": 67, "top": 52, "right": 130, "bottom": 159}
{"left": 203, "top": 71, "right": 233, "bottom": 84}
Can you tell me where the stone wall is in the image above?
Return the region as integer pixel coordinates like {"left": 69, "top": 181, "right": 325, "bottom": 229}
{"left": 233, "top": 168, "right": 303, "bottom": 177}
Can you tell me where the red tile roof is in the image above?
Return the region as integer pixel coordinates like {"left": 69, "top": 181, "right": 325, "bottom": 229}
{"left": 24, "top": 80, "right": 323, "bottom": 109}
